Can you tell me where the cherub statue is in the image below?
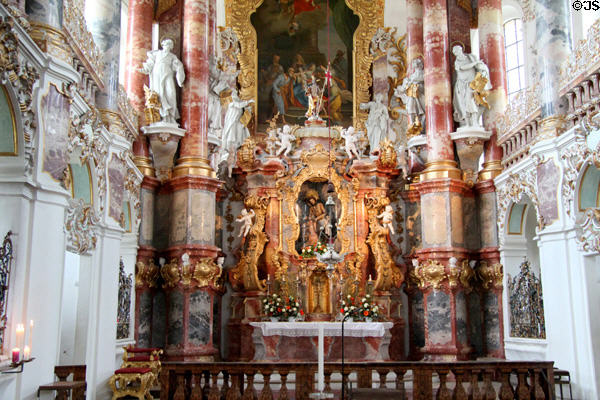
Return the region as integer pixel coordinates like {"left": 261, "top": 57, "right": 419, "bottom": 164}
{"left": 139, "top": 38, "right": 185, "bottom": 124}
{"left": 377, "top": 205, "right": 394, "bottom": 235}
{"left": 276, "top": 124, "right": 296, "bottom": 157}
{"left": 340, "top": 126, "right": 361, "bottom": 159}
{"left": 236, "top": 208, "right": 255, "bottom": 238}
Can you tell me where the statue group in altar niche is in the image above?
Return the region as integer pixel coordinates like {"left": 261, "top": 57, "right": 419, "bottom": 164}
{"left": 296, "top": 184, "right": 339, "bottom": 253}
{"left": 452, "top": 45, "right": 491, "bottom": 129}
{"left": 140, "top": 39, "right": 185, "bottom": 125}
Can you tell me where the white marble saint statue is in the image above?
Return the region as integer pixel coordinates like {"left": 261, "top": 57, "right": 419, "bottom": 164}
{"left": 377, "top": 205, "right": 394, "bottom": 235}
{"left": 340, "top": 126, "right": 361, "bottom": 160}
{"left": 221, "top": 89, "right": 254, "bottom": 156}
{"left": 360, "top": 93, "right": 390, "bottom": 152}
{"left": 182, "top": 252, "right": 190, "bottom": 266}
{"left": 394, "top": 58, "right": 425, "bottom": 129}
{"left": 236, "top": 208, "right": 255, "bottom": 238}
{"left": 452, "top": 45, "right": 491, "bottom": 128}
{"left": 140, "top": 39, "right": 185, "bottom": 124}
{"left": 276, "top": 124, "right": 295, "bottom": 157}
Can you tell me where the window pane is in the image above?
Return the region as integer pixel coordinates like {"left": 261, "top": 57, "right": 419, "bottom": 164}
{"left": 507, "top": 69, "right": 520, "bottom": 94}
{"left": 515, "top": 19, "right": 523, "bottom": 41}
{"left": 506, "top": 45, "right": 519, "bottom": 70}
{"left": 517, "top": 41, "right": 525, "bottom": 63}
{"left": 519, "top": 67, "right": 526, "bottom": 90}
{"left": 504, "top": 20, "right": 516, "bottom": 45}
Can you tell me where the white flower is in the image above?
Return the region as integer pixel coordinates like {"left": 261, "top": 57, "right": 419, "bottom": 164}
{"left": 270, "top": 307, "right": 274, "bottom": 312}
{"left": 366, "top": 294, "right": 370, "bottom": 298}
{"left": 350, "top": 306, "right": 355, "bottom": 310}
{"left": 295, "top": 302, "right": 299, "bottom": 306}
{"left": 343, "top": 307, "right": 348, "bottom": 312}
{"left": 293, "top": 307, "right": 297, "bottom": 311}
{"left": 361, "top": 297, "right": 366, "bottom": 303}
{"left": 373, "top": 306, "right": 379, "bottom": 311}
{"left": 347, "top": 294, "right": 351, "bottom": 299}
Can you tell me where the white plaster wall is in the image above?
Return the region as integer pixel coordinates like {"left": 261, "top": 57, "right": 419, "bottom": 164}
{"left": 385, "top": 0, "right": 407, "bottom": 35}
{"left": 59, "top": 252, "right": 81, "bottom": 365}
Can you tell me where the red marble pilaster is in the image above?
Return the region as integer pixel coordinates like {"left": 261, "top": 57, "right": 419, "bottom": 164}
{"left": 423, "top": 0, "right": 454, "bottom": 163}
{"left": 177, "top": 0, "right": 211, "bottom": 163}
{"left": 478, "top": 0, "right": 506, "bottom": 175}
{"left": 406, "top": 0, "right": 424, "bottom": 68}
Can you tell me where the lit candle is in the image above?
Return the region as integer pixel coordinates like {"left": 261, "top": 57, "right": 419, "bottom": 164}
{"left": 28, "top": 320, "right": 33, "bottom": 353}
{"left": 16, "top": 324, "right": 24, "bottom": 350}
{"left": 267, "top": 274, "right": 271, "bottom": 282}
{"left": 23, "top": 345, "right": 30, "bottom": 360}
{"left": 12, "top": 348, "right": 19, "bottom": 364}
{"left": 368, "top": 274, "right": 372, "bottom": 282}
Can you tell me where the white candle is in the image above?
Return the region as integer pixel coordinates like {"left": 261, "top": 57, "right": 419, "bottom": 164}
{"left": 28, "top": 320, "right": 33, "bottom": 353}
{"left": 16, "top": 324, "right": 24, "bottom": 350}
{"left": 23, "top": 345, "right": 30, "bottom": 360}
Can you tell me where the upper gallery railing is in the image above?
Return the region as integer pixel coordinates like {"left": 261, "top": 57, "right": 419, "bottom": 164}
{"left": 497, "top": 19, "right": 600, "bottom": 168}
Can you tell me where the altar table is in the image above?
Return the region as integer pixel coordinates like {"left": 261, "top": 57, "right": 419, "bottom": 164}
{"left": 250, "top": 322, "right": 393, "bottom": 393}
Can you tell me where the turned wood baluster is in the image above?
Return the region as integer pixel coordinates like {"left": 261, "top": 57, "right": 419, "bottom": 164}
{"left": 173, "top": 374, "right": 186, "bottom": 400}
{"left": 377, "top": 369, "right": 388, "bottom": 388}
{"left": 413, "top": 368, "right": 433, "bottom": 400}
{"left": 190, "top": 371, "right": 203, "bottom": 399}
{"left": 357, "top": 369, "right": 372, "bottom": 388}
{"left": 221, "top": 372, "right": 231, "bottom": 399}
{"left": 394, "top": 368, "right": 406, "bottom": 399}
{"left": 208, "top": 371, "right": 221, "bottom": 400}
{"left": 498, "top": 368, "right": 515, "bottom": 400}
{"left": 242, "top": 372, "right": 258, "bottom": 400}
{"left": 435, "top": 369, "right": 452, "bottom": 400}
{"left": 259, "top": 370, "right": 274, "bottom": 400}
{"left": 203, "top": 371, "right": 211, "bottom": 398}
{"left": 530, "top": 369, "right": 546, "bottom": 400}
{"left": 481, "top": 369, "right": 497, "bottom": 400}
{"left": 514, "top": 368, "right": 530, "bottom": 400}
{"left": 324, "top": 370, "right": 332, "bottom": 394}
{"left": 451, "top": 368, "right": 468, "bottom": 400}
{"left": 278, "top": 371, "right": 289, "bottom": 400}
{"left": 226, "top": 373, "right": 243, "bottom": 400}
{"left": 468, "top": 369, "right": 483, "bottom": 400}
{"left": 160, "top": 369, "right": 170, "bottom": 400}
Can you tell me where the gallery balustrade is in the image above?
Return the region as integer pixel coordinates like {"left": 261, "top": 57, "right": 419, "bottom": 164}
{"left": 159, "top": 360, "right": 554, "bottom": 400}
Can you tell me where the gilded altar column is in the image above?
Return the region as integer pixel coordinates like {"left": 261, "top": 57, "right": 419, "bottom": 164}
{"left": 163, "top": 0, "right": 223, "bottom": 361}
{"left": 85, "top": 0, "right": 122, "bottom": 111}
{"left": 474, "top": 0, "right": 507, "bottom": 359}
{"left": 534, "top": 0, "right": 571, "bottom": 140}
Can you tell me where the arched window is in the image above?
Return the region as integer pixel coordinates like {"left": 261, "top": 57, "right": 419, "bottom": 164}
{"left": 504, "top": 18, "right": 525, "bottom": 100}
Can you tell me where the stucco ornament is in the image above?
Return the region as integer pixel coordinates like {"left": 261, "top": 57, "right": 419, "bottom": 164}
{"left": 276, "top": 124, "right": 296, "bottom": 158}
{"left": 139, "top": 38, "right": 185, "bottom": 124}
{"left": 64, "top": 198, "right": 99, "bottom": 255}
{"left": 360, "top": 93, "right": 390, "bottom": 153}
{"left": 452, "top": 46, "right": 491, "bottom": 128}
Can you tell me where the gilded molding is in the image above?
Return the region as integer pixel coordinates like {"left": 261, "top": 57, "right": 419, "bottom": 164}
{"left": 118, "top": 84, "right": 140, "bottom": 138}
{"left": 0, "top": 17, "right": 39, "bottom": 174}
{"left": 64, "top": 198, "right": 99, "bottom": 254}
{"left": 376, "top": 138, "right": 398, "bottom": 169}
{"left": 364, "top": 193, "right": 403, "bottom": 290}
{"left": 478, "top": 261, "right": 504, "bottom": 290}
{"left": 62, "top": 0, "right": 105, "bottom": 88}
{"left": 411, "top": 258, "right": 476, "bottom": 291}
{"left": 236, "top": 136, "right": 257, "bottom": 170}
{"left": 229, "top": 195, "right": 269, "bottom": 292}
{"left": 135, "top": 260, "right": 159, "bottom": 288}
{"left": 160, "top": 257, "right": 223, "bottom": 290}
{"left": 225, "top": 0, "right": 383, "bottom": 131}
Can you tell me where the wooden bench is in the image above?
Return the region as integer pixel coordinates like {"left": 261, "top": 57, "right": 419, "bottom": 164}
{"left": 37, "top": 365, "right": 86, "bottom": 400}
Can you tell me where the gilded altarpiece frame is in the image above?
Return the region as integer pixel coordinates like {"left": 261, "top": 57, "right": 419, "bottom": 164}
{"left": 224, "top": 0, "right": 385, "bottom": 131}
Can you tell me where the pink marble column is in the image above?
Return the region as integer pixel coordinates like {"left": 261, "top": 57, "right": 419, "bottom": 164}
{"left": 177, "top": 0, "right": 211, "bottom": 166}
{"left": 478, "top": 0, "right": 506, "bottom": 179}
{"left": 422, "top": 0, "right": 454, "bottom": 164}
{"left": 124, "top": 0, "right": 155, "bottom": 175}
{"left": 406, "top": 0, "right": 424, "bottom": 68}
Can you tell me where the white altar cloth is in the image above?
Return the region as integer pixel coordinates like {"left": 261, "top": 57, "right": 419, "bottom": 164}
{"left": 249, "top": 321, "right": 393, "bottom": 338}
{"left": 250, "top": 321, "right": 393, "bottom": 394}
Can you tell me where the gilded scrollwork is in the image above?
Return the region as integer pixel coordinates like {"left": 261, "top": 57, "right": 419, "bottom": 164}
{"left": 364, "top": 193, "right": 403, "bottom": 291}
{"left": 412, "top": 259, "right": 446, "bottom": 290}
{"left": 237, "top": 136, "right": 257, "bottom": 170}
{"left": 376, "top": 138, "right": 397, "bottom": 169}
{"left": 278, "top": 144, "right": 352, "bottom": 257}
{"left": 135, "top": 259, "right": 159, "bottom": 288}
{"left": 477, "top": 261, "right": 504, "bottom": 290}
{"left": 225, "top": 0, "right": 383, "bottom": 132}
{"left": 160, "top": 257, "right": 223, "bottom": 290}
{"left": 229, "top": 195, "right": 270, "bottom": 291}
{"left": 411, "top": 258, "right": 476, "bottom": 291}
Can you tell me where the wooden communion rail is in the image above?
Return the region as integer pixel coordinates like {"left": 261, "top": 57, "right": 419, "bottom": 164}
{"left": 159, "top": 361, "right": 555, "bottom": 400}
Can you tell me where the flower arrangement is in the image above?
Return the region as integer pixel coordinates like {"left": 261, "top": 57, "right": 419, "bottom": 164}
{"left": 359, "top": 294, "right": 380, "bottom": 321}
{"left": 263, "top": 294, "right": 304, "bottom": 321}
{"left": 300, "top": 242, "right": 327, "bottom": 259}
{"left": 340, "top": 294, "right": 359, "bottom": 320}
